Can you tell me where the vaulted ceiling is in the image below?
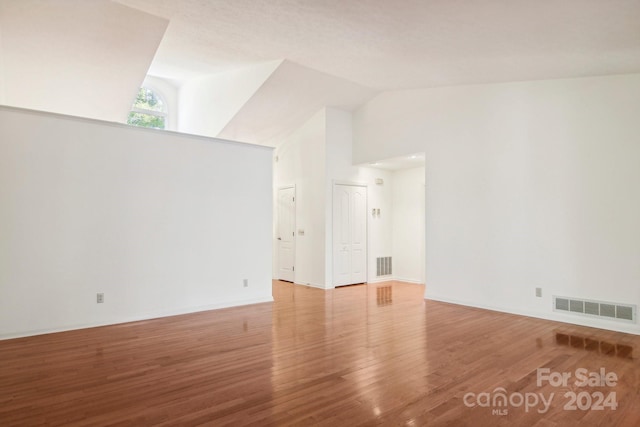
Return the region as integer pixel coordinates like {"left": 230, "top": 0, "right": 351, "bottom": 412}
{"left": 115, "top": 0, "right": 640, "bottom": 89}
{"left": 1, "top": 0, "right": 640, "bottom": 146}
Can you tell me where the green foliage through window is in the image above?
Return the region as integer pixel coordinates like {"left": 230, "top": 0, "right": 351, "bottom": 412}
{"left": 127, "top": 111, "right": 165, "bottom": 129}
{"left": 127, "top": 87, "right": 166, "bottom": 129}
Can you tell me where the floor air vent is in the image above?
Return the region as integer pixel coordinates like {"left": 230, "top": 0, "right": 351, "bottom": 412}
{"left": 553, "top": 296, "right": 636, "bottom": 323}
{"left": 376, "top": 257, "right": 392, "bottom": 277}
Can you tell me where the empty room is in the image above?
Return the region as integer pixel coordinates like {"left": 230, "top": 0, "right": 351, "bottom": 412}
{"left": 1, "top": 1, "right": 639, "bottom": 426}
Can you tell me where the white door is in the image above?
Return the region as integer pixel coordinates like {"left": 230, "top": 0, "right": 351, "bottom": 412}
{"left": 277, "top": 187, "right": 295, "bottom": 282}
{"left": 333, "top": 184, "right": 367, "bottom": 286}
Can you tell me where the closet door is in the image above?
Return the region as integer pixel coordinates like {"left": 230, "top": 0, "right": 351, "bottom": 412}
{"left": 333, "top": 184, "right": 367, "bottom": 286}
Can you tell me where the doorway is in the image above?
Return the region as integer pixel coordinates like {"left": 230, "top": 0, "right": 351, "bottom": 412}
{"left": 277, "top": 186, "right": 295, "bottom": 282}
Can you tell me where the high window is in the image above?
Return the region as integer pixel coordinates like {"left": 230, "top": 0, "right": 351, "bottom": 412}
{"left": 127, "top": 87, "right": 166, "bottom": 129}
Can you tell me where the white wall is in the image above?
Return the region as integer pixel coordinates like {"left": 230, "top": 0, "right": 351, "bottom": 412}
{"left": 353, "top": 73, "right": 640, "bottom": 334}
{"left": 273, "top": 109, "right": 327, "bottom": 288}
{"left": 0, "top": 106, "right": 273, "bottom": 339}
{"left": 391, "top": 167, "right": 425, "bottom": 284}
{"left": 324, "top": 108, "right": 393, "bottom": 286}
{"left": 178, "top": 61, "right": 281, "bottom": 138}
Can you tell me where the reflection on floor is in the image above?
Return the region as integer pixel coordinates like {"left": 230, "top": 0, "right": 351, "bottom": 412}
{"left": 555, "top": 332, "right": 633, "bottom": 359}
{"left": 376, "top": 285, "right": 393, "bottom": 306}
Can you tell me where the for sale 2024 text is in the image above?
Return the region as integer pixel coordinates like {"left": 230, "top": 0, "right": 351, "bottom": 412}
{"left": 463, "top": 367, "right": 618, "bottom": 415}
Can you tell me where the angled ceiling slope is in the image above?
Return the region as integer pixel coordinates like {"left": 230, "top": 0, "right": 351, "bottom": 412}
{"left": 178, "top": 60, "right": 282, "bottom": 139}
{"left": 217, "top": 60, "right": 377, "bottom": 147}
{"left": 0, "top": 0, "right": 168, "bottom": 122}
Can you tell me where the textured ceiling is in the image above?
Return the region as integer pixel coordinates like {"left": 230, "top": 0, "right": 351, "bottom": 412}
{"left": 2, "top": 0, "right": 639, "bottom": 148}
{"left": 116, "top": 0, "right": 640, "bottom": 90}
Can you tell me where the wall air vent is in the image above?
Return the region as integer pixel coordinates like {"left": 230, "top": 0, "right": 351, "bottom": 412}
{"left": 376, "top": 257, "right": 392, "bottom": 277}
{"left": 553, "top": 296, "right": 636, "bottom": 323}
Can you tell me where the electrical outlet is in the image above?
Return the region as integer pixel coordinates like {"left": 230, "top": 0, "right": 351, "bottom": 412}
{"left": 97, "top": 293, "right": 104, "bottom": 303}
{"left": 243, "top": 279, "right": 248, "bottom": 288}
{"left": 535, "top": 288, "right": 542, "bottom": 298}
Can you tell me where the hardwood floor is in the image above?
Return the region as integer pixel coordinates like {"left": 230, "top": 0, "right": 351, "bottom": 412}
{"left": 1, "top": 280, "right": 639, "bottom": 426}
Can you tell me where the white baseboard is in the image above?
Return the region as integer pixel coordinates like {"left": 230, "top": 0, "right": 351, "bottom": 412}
{"left": 0, "top": 295, "right": 274, "bottom": 341}
{"left": 392, "top": 276, "right": 424, "bottom": 285}
{"left": 295, "top": 281, "right": 328, "bottom": 290}
{"left": 367, "top": 277, "right": 395, "bottom": 284}
{"left": 426, "top": 293, "right": 640, "bottom": 336}
{"left": 366, "top": 276, "right": 423, "bottom": 285}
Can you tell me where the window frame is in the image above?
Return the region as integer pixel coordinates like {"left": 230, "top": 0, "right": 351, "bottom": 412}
{"left": 127, "top": 86, "right": 168, "bottom": 130}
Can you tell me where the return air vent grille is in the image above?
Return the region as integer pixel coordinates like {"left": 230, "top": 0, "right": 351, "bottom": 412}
{"left": 376, "top": 257, "right": 392, "bottom": 277}
{"left": 553, "top": 296, "right": 636, "bottom": 323}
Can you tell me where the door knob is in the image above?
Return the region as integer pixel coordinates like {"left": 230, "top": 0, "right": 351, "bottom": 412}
{"left": 278, "top": 237, "right": 282, "bottom": 240}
